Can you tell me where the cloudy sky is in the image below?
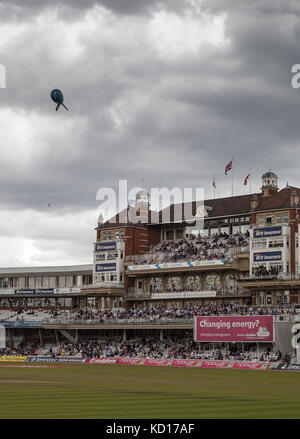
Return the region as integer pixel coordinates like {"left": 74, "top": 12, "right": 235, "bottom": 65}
{"left": 0, "top": 0, "right": 299, "bottom": 267}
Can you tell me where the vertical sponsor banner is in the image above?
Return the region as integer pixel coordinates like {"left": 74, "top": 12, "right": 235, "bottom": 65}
{"left": 0, "top": 324, "right": 5, "bottom": 349}
{"left": 194, "top": 316, "right": 274, "bottom": 342}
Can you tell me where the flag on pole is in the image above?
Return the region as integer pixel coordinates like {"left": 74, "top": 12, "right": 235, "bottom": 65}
{"left": 213, "top": 175, "right": 216, "bottom": 189}
{"left": 243, "top": 173, "right": 250, "bottom": 186}
{"left": 48, "top": 202, "right": 51, "bottom": 208}
{"left": 225, "top": 160, "right": 232, "bottom": 175}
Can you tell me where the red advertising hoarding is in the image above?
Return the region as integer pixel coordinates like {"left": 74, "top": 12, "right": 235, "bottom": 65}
{"left": 194, "top": 315, "right": 274, "bottom": 343}
{"left": 117, "top": 357, "right": 270, "bottom": 370}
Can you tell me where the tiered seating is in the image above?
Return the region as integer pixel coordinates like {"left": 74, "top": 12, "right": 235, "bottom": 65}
{"left": 134, "top": 232, "right": 250, "bottom": 265}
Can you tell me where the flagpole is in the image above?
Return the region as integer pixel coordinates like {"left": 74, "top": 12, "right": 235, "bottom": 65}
{"left": 213, "top": 171, "right": 216, "bottom": 199}
{"left": 232, "top": 157, "right": 233, "bottom": 197}
{"left": 249, "top": 168, "right": 251, "bottom": 195}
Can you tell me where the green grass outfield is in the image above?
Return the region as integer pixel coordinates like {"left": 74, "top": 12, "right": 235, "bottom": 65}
{"left": 0, "top": 362, "right": 299, "bottom": 419}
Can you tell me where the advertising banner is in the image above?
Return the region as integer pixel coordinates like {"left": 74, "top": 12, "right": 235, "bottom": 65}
{"left": 0, "top": 289, "right": 15, "bottom": 295}
{"left": 15, "top": 289, "right": 54, "bottom": 295}
{"left": 56, "top": 357, "right": 86, "bottom": 364}
{"left": 194, "top": 316, "right": 274, "bottom": 343}
{"left": 15, "top": 356, "right": 271, "bottom": 370}
{"left": 54, "top": 288, "right": 81, "bottom": 294}
{"left": 253, "top": 226, "right": 282, "bottom": 239}
{"left": 27, "top": 356, "right": 58, "bottom": 363}
{"left": 27, "top": 356, "right": 86, "bottom": 363}
{"left": 88, "top": 358, "right": 118, "bottom": 364}
{"left": 127, "top": 260, "right": 225, "bottom": 271}
{"left": 117, "top": 358, "right": 147, "bottom": 366}
{"left": 253, "top": 251, "right": 282, "bottom": 262}
{"left": 95, "top": 242, "right": 116, "bottom": 252}
{"left": 200, "top": 361, "right": 270, "bottom": 370}
{"left": 117, "top": 357, "right": 270, "bottom": 369}
{"left": 151, "top": 291, "right": 216, "bottom": 300}
{"left": 95, "top": 263, "right": 117, "bottom": 272}
{"left": 2, "top": 322, "right": 43, "bottom": 327}
{"left": 0, "top": 356, "right": 27, "bottom": 362}
{"left": 168, "top": 359, "right": 204, "bottom": 368}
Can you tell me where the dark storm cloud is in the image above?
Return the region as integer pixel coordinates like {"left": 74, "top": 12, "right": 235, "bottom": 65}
{"left": 0, "top": 0, "right": 187, "bottom": 17}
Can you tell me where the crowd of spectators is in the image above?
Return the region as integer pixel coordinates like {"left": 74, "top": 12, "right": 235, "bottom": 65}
{"left": 0, "top": 342, "right": 39, "bottom": 356}
{"left": 134, "top": 231, "right": 250, "bottom": 265}
{"left": 0, "top": 303, "right": 296, "bottom": 324}
{"left": 0, "top": 337, "right": 282, "bottom": 363}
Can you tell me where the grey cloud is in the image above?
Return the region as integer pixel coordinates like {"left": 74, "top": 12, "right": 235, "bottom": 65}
{"left": 0, "top": 0, "right": 188, "bottom": 18}
{"left": 1, "top": 0, "right": 300, "bottom": 265}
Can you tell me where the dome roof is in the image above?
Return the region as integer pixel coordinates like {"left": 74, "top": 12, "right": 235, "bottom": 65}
{"left": 136, "top": 189, "right": 150, "bottom": 203}
{"left": 136, "top": 189, "right": 150, "bottom": 197}
{"left": 262, "top": 171, "right": 278, "bottom": 179}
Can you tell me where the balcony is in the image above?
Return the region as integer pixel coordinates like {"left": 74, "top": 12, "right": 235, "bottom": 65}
{"left": 42, "top": 313, "right": 295, "bottom": 327}
{"left": 126, "top": 246, "right": 249, "bottom": 266}
{"left": 240, "top": 273, "right": 300, "bottom": 282}
{"left": 127, "top": 288, "right": 250, "bottom": 300}
{"left": 82, "top": 282, "right": 124, "bottom": 289}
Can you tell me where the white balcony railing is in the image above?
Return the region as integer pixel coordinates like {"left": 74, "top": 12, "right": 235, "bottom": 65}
{"left": 81, "top": 282, "right": 125, "bottom": 290}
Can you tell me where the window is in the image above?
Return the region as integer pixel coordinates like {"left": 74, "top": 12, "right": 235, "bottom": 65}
{"left": 120, "top": 231, "right": 125, "bottom": 239}
{"left": 96, "top": 254, "right": 106, "bottom": 261}
{"left": 269, "top": 262, "right": 283, "bottom": 272}
{"left": 253, "top": 239, "right": 266, "bottom": 248}
{"left": 138, "top": 281, "right": 143, "bottom": 289}
{"left": 240, "top": 225, "right": 250, "bottom": 233}
{"left": 102, "top": 231, "right": 107, "bottom": 240}
{"left": 120, "top": 252, "right": 124, "bottom": 259}
{"left": 107, "top": 252, "right": 118, "bottom": 260}
{"left": 120, "top": 274, "right": 123, "bottom": 282}
{"left": 200, "top": 229, "right": 209, "bottom": 237}
{"left": 175, "top": 229, "right": 183, "bottom": 239}
{"left": 115, "top": 232, "right": 119, "bottom": 239}
{"left": 269, "top": 239, "right": 283, "bottom": 248}
{"left": 266, "top": 295, "right": 272, "bottom": 305}
{"left": 166, "top": 230, "right": 174, "bottom": 240}
{"left": 108, "top": 231, "right": 113, "bottom": 240}
{"left": 276, "top": 213, "right": 289, "bottom": 224}
{"left": 266, "top": 216, "right": 272, "bottom": 226}
{"left": 258, "top": 216, "right": 264, "bottom": 226}
{"left": 109, "top": 274, "right": 118, "bottom": 282}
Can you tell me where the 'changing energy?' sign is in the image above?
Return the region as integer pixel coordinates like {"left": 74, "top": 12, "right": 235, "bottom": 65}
{"left": 194, "top": 316, "right": 274, "bottom": 342}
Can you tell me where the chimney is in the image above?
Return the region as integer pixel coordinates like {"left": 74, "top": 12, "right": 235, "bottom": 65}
{"left": 291, "top": 190, "right": 299, "bottom": 207}
{"left": 251, "top": 194, "right": 259, "bottom": 210}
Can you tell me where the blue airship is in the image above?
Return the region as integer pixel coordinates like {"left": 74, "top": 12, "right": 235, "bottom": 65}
{"left": 50, "top": 89, "right": 69, "bottom": 111}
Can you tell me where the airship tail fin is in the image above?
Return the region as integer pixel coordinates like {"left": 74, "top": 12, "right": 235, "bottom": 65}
{"left": 62, "top": 103, "right": 69, "bottom": 111}
{"left": 56, "top": 103, "right": 61, "bottom": 111}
